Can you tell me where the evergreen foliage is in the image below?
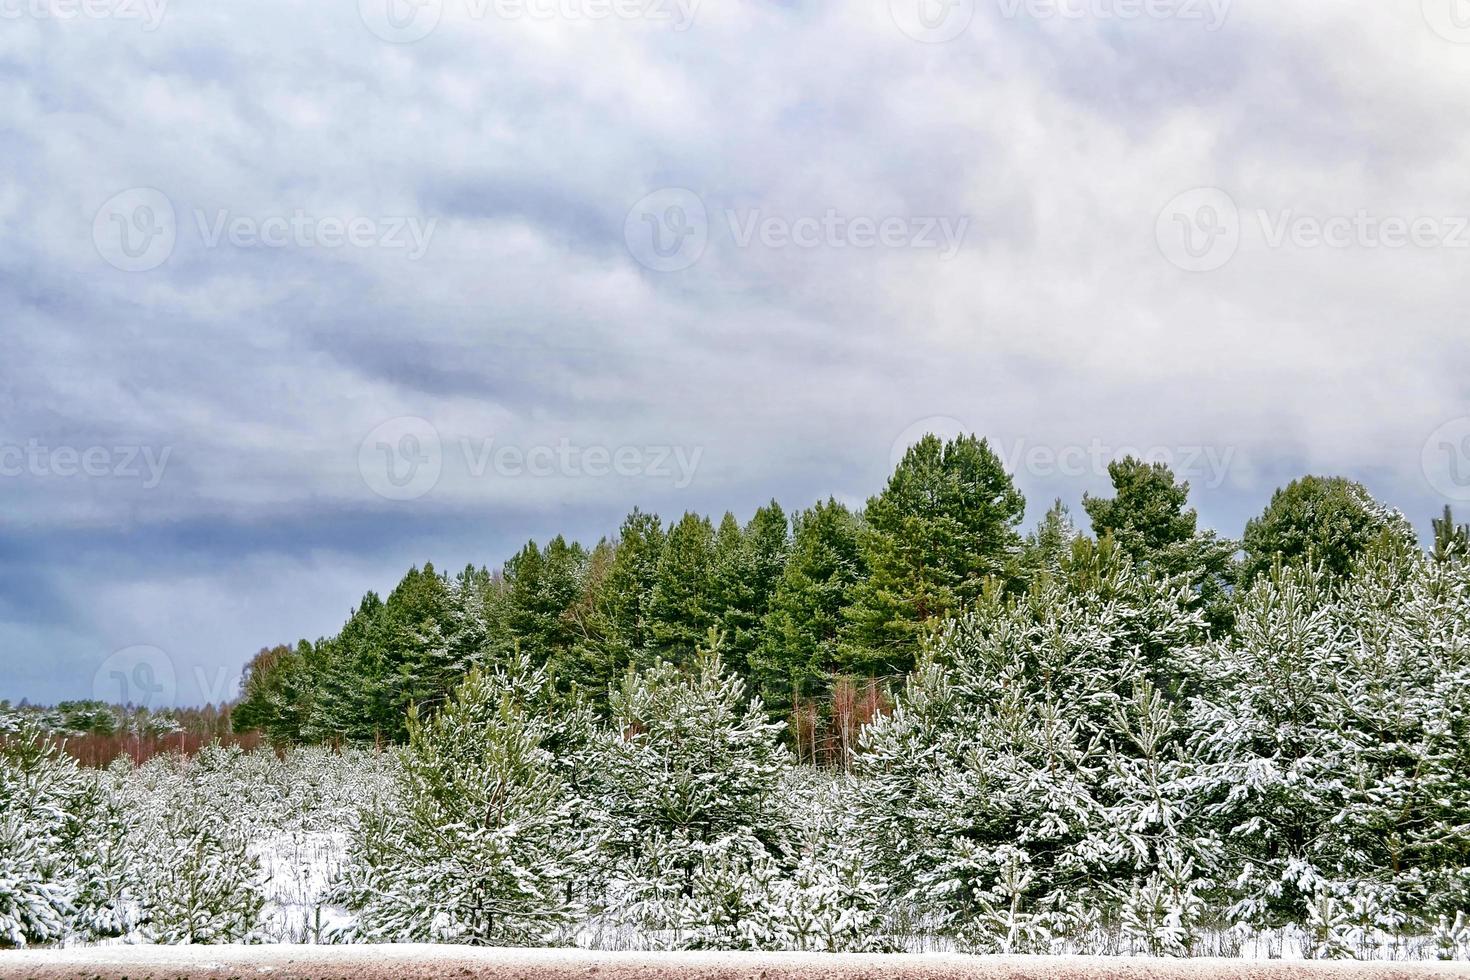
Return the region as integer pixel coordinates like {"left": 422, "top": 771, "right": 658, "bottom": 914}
{"left": 1240, "top": 476, "right": 1415, "bottom": 586}
{"left": 336, "top": 659, "right": 589, "bottom": 944}
{"left": 852, "top": 538, "right": 1211, "bottom": 953}
{"left": 646, "top": 513, "right": 719, "bottom": 662}
{"left": 751, "top": 498, "right": 866, "bottom": 720}
{"left": 841, "top": 434, "right": 1026, "bottom": 679}
{"left": 1083, "top": 457, "right": 1238, "bottom": 630}
{"left": 584, "top": 636, "right": 790, "bottom": 945}
{"left": 19, "top": 429, "right": 1459, "bottom": 957}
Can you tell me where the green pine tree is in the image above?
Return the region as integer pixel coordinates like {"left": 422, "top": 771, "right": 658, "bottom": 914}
{"left": 1240, "top": 476, "right": 1416, "bottom": 586}
{"left": 1432, "top": 505, "right": 1470, "bottom": 564}
{"left": 1083, "top": 457, "right": 1238, "bottom": 631}
{"left": 710, "top": 503, "right": 791, "bottom": 679}
{"left": 841, "top": 434, "right": 1025, "bottom": 678}
{"left": 751, "top": 498, "right": 866, "bottom": 719}
{"left": 492, "top": 538, "right": 588, "bottom": 673}
{"left": 233, "top": 642, "right": 313, "bottom": 745}
{"left": 337, "top": 660, "right": 589, "bottom": 944}
{"left": 647, "top": 513, "right": 719, "bottom": 662}
{"left": 1013, "top": 498, "right": 1078, "bottom": 585}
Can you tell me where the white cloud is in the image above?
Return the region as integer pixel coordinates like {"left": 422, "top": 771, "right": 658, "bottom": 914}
{"left": 2, "top": 0, "right": 1467, "bottom": 699}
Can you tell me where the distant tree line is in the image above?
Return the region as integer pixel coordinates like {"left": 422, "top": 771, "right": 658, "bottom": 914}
{"left": 0, "top": 701, "right": 235, "bottom": 741}
{"left": 233, "top": 434, "right": 1461, "bottom": 757}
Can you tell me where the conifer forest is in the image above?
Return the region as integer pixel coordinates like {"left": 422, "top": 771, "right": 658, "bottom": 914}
{"left": 6, "top": 437, "right": 1470, "bottom": 960}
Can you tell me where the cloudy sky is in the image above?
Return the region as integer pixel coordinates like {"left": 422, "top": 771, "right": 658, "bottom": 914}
{"left": 2, "top": 0, "right": 1469, "bottom": 706}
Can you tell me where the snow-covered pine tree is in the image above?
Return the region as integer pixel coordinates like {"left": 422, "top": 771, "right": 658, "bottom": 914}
{"left": 336, "top": 657, "right": 590, "bottom": 945}
{"left": 586, "top": 632, "right": 791, "bottom": 947}
{"left": 66, "top": 758, "right": 141, "bottom": 941}
{"left": 0, "top": 730, "right": 83, "bottom": 947}
{"left": 118, "top": 744, "right": 267, "bottom": 944}
{"left": 135, "top": 792, "right": 267, "bottom": 944}
{"left": 852, "top": 536, "right": 1212, "bottom": 953}
{"left": 1193, "top": 538, "right": 1470, "bottom": 948}
{"left": 1325, "top": 536, "right": 1470, "bottom": 934}
{"left": 766, "top": 773, "right": 898, "bottom": 952}
{"left": 1189, "top": 560, "right": 1350, "bottom": 934}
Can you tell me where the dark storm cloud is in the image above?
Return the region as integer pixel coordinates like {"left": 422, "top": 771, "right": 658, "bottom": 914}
{"left": 0, "top": 0, "right": 1466, "bottom": 703}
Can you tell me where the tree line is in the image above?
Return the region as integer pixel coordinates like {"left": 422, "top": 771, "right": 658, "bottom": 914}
{"left": 233, "top": 433, "right": 1469, "bottom": 757}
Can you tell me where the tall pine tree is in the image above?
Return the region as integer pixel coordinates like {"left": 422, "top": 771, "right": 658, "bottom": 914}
{"left": 1240, "top": 476, "right": 1415, "bottom": 586}
{"left": 841, "top": 434, "right": 1025, "bottom": 678}
{"left": 752, "top": 498, "right": 865, "bottom": 719}
{"left": 647, "top": 513, "right": 719, "bottom": 661}
{"left": 1083, "top": 457, "right": 1237, "bottom": 630}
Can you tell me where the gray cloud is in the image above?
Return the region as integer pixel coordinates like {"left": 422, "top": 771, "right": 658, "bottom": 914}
{"left": 1, "top": 0, "right": 1467, "bottom": 703}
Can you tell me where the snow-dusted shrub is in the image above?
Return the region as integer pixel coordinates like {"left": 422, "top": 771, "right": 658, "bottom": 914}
{"left": 335, "top": 660, "right": 590, "bottom": 945}
{"left": 0, "top": 813, "right": 70, "bottom": 948}
{"left": 133, "top": 795, "right": 267, "bottom": 943}
{"left": 1192, "top": 539, "right": 1470, "bottom": 945}
{"left": 762, "top": 776, "right": 898, "bottom": 952}
{"left": 67, "top": 759, "right": 142, "bottom": 940}
{"left": 851, "top": 537, "right": 1216, "bottom": 954}
{"left": 585, "top": 645, "right": 791, "bottom": 946}
{"left": 119, "top": 746, "right": 269, "bottom": 944}
{"left": 0, "top": 731, "right": 90, "bottom": 947}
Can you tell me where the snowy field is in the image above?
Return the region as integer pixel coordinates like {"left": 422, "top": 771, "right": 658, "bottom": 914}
{"left": 4, "top": 947, "right": 1470, "bottom": 980}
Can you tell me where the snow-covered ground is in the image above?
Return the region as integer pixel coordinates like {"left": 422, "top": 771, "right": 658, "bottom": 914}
{"left": 250, "top": 830, "right": 353, "bottom": 943}
{"left": 6, "top": 946, "right": 1470, "bottom": 980}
